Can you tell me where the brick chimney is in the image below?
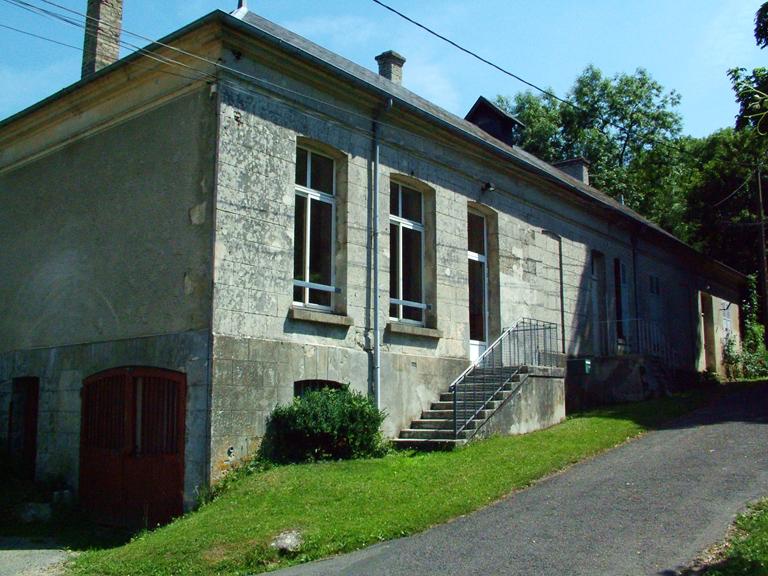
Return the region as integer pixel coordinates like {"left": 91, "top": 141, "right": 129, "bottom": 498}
{"left": 375, "top": 50, "right": 406, "bottom": 85}
{"left": 553, "top": 157, "right": 590, "bottom": 186}
{"left": 81, "top": 0, "right": 123, "bottom": 78}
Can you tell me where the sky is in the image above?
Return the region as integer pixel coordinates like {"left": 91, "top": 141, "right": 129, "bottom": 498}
{"left": 0, "top": 0, "right": 765, "bottom": 137}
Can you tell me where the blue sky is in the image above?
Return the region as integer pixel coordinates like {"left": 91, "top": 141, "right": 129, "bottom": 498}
{"left": 0, "top": 0, "right": 764, "bottom": 137}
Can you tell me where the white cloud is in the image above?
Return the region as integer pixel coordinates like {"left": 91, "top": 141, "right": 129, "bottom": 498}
{"left": 404, "top": 58, "right": 461, "bottom": 115}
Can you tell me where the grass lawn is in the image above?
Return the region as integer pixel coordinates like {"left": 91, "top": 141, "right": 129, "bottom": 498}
{"left": 67, "top": 392, "right": 705, "bottom": 576}
{"left": 701, "top": 499, "right": 768, "bottom": 576}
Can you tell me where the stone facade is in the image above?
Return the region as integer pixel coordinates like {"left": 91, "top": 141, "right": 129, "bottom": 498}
{"left": 0, "top": 9, "right": 746, "bottom": 507}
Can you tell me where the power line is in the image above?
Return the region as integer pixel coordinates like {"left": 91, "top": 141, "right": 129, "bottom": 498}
{"left": 371, "top": 0, "right": 575, "bottom": 111}
{"left": 0, "top": 22, "right": 80, "bottom": 50}
{"left": 370, "top": 0, "right": 709, "bottom": 166}
{"left": 3, "top": 0, "right": 718, "bottom": 221}
{"left": 713, "top": 174, "right": 752, "bottom": 208}
{"left": 1, "top": 0, "right": 216, "bottom": 83}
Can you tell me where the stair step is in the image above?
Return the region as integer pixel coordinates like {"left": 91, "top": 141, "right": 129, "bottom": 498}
{"left": 440, "top": 389, "right": 510, "bottom": 402}
{"left": 399, "top": 428, "right": 470, "bottom": 440}
{"left": 421, "top": 409, "right": 491, "bottom": 420}
{"left": 411, "top": 418, "right": 477, "bottom": 430}
{"left": 461, "top": 374, "right": 521, "bottom": 384}
{"left": 391, "top": 438, "right": 465, "bottom": 451}
{"left": 431, "top": 400, "right": 501, "bottom": 411}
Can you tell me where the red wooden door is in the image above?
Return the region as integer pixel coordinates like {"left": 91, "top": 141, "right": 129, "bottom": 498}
{"left": 80, "top": 367, "right": 186, "bottom": 528}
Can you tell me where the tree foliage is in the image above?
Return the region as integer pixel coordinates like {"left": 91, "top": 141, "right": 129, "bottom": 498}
{"left": 684, "top": 127, "right": 768, "bottom": 274}
{"left": 729, "top": 2, "right": 768, "bottom": 133}
{"left": 496, "top": 65, "right": 682, "bottom": 225}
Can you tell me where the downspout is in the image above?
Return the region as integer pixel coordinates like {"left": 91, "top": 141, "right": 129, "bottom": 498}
{"left": 372, "top": 98, "right": 393, "bottom": 409}
{"left": 557, "top": 237, "right": 565, "bottom": 354}
{"left": 541, "top": 229, "right": 566, "bottom": 353}
{"left": 205, "top": 79, "right": 222, "bottom": 492}
{"left": 631, "top": 234, "right": 640, "bottom": 351}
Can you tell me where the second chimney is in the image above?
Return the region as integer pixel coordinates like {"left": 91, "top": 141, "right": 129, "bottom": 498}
{"left": 553, "top": 157, "right": 590, "bottom": 186}
{"left": 375, "top": 50, "right": 406, "bottom": 85}
{"left": 81, "top": 0, "right": 123, "bottom": 78}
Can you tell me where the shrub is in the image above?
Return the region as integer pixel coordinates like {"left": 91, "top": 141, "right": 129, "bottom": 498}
{"left": 260, "top": 386, "right": 387, "bottom": 464}
{"left": 723, "top": 275, "right": 768, "bottom": 379}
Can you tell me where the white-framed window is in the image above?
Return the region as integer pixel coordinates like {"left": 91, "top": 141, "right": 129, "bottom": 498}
{"left": 389, "top": 181, "right": 426, "bottom": 324}
{"left": 467, "top": 209, "right": 489, "bottom": 349}
{"left": 614, "top": 258, "right": 630, "bottom": 340}
{"left": 293, "top": 146, "right": 336, "bottom": 310}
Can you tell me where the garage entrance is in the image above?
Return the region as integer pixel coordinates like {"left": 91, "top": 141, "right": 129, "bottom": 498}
{"left": 79, "top": 367, "right": 186, "bottom": 527}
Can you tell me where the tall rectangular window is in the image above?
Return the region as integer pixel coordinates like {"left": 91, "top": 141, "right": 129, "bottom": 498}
{"left": 467, "top": 211, "right": 487, "bottom": 345}
{"left": 293, "top": 147, "right": 336, "bottom": 309}
{"left": 614, "top": 258, "right": 629, "bottom": 340}
{"left": 389, "top": 182, "right": 425, "bottom": 323}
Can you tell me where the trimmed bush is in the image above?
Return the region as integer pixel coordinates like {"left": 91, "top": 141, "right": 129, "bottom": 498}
{"left": 260, "top": 386, "right": 387, "bottom": 463}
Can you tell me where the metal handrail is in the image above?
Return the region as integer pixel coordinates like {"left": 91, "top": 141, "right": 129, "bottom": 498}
{"left": 599, "top": 317, "right": 678, "bottom": 367}
{"left": 451, "top": 318, "right": 560, "bottom": 440}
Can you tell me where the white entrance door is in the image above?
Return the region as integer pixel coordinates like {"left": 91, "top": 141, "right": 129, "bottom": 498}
{"left": 468, "top": 211, "right": 488, "bottom": 361}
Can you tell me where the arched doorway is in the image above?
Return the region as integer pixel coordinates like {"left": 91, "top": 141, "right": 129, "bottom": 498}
{"left": 79, "top": 367, "right": 186, "bottom": 527}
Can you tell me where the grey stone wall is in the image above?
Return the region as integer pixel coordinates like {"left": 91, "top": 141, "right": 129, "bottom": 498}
{"left": 0, "top": 87, "right": 217, "bottom": 507}
{"left": 208, "top": 47, "right": 742, "bottom": 467}
{"left": 475, "top": 367, "right": 566, "bottom": 438}
{"left": 0, "top": 88, "right": 216, "bottom": 353}
{"left": 0, "top": 330, "right": 210, "bottom": 510}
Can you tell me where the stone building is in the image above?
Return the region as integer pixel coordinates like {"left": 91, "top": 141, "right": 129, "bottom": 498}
{"left": 0, "top": 6, "right": 745, "bottom": 525}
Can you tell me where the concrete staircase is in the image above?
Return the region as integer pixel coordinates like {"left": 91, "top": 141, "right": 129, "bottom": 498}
{"left": 392, "top": 367, "right": 528, "bottom": 450}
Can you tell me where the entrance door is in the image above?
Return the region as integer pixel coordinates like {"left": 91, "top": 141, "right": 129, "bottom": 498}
{"left": 7, "top": 377, "right": 39, "bottom": 481}
{"left": 468, "top": 211, "right": 488, "bottom": 361}
{"left": 590, "top": 251, "right": 608, "bottom": 355}
{"left": 700, "top": 292, "right": 716, "bottom": 372}
{"left": 80, "top": 367, "right": 186, "bottom": 527}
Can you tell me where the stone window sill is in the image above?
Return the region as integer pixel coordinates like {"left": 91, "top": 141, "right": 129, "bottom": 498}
{"left": 289, "top": 306, "right": 353, "bottom": 327}
{"left": 386, "top": 322, "right": 442, "bottom": 339}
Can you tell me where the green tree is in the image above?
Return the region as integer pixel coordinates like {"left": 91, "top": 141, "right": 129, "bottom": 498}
{"left": 729, "top": 2, "right": 768, "bottom": 132}
{"left": 684, "top": 127, "right": 767, "bottom": 275}
{"left": 496, "top": 65, "right": 682, "bottom": 217}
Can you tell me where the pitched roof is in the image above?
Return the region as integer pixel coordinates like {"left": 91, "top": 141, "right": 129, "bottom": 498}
{"left": 231, "top": 10, "right": 745, "bottom": 285}
{"left": 0, "top": 8, "right": 746, "bottom": 286}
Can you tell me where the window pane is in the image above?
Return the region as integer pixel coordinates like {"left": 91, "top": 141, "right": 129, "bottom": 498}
{"left": 389, "top": 223, "right": 399, "bottom": 300}
{"left": 468, "top": 212, "right": 485, "bottom": 254}
{"left": 295, "top": 148, "right": 308, "bottom": 187}
{"left": 293, "top": 195, "right": 307, "bottom": 282}
{"left": 469, "top": 259, "right": 485, "bottom": 341}
{"left": 389, "top": 303, "right": 398, "bottom": 319}
{"left": 310, "top": 152, "right": 334, "bottom": 195}
{"left": 401, "top": 186, "right": 422, "bottom": 223}
{"left": 309, "top": 199, "right": 333, "bottom": 287}
{"left": 293, "top": 285, "right": 303, "bottom": 303}
{"left": 402, "top": 227, "right": 422, "bottom": 304}
{"left": 309, "top": 288, "right": 331, "bottom": 307}
{"left": 390, "top": 182, "right": 399, "bottom": 216}
{"left": 403, "top": 305, "right": 423, "bottom": 323}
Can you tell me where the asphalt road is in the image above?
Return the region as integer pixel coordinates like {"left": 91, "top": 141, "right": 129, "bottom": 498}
{"left": 0, "top": 538, "right": 68, "bottom": 576}
{"left": 271, "top": 384, "right": 768, "bottom": 576}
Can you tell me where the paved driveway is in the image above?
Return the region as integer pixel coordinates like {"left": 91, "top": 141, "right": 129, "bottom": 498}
{"left": 0, "top": 538, "right": 68, "bottom": 576}
{"left": 272, "top": 384, "right": 768, "bottom": 576}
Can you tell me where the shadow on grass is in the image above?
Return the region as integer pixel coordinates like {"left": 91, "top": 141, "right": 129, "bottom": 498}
{"left": 658, "top": 556, "right": 766, "bottom": 576}
{"left": 568, "top": 380, "right": 768, "bottom": 433}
